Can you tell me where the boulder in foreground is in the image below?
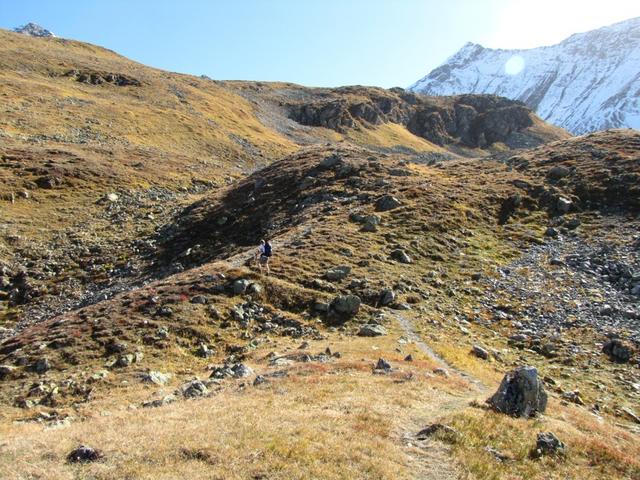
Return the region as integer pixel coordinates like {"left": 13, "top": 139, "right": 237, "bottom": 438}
{"left": 487, "top": 366, "right": 547, "bottom": 418}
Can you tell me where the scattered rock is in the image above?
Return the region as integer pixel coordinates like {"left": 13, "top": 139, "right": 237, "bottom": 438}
{"left": 530, "top": 432, "right": 566, "bottom": 458}
{"left": 416, "top": 423, "right": 459, "bottom": 441}
{"left": 556, "top": 197, "right": 572, "bottom": 214}
{"left": 390, "top": 249, "right": 412, "bottom": 264}
{"left": 471, "top": 345, "right": 489, "bottom": 360}
{"left": 179, "top": 380, "right": 209, "bottom": 398}
{"left": 140, "top": 371, "right": 171, "bottom": 385}
{"left": 602, "top": 338, "right": 633, "bottom": 363}
{"left": 374, "top": 358, "right": 392, "bottom": 372}
{"left": 34, "top": 358, "right": 51, "bottom": 373}
{"left": 487, "top": 366, "right": 547, "bottom": 418}
{"left": 330, "top": 294, "right": 361, "bottom": 316}
{"left": 379, "top": 288, "right": 396, "bottom": 306}
{"left": 233, "top": 279, "right": 251, "bottom": 295}
{"left": 404, "top": 354, "right": 413, "bottom": 362}
{"left": 143, "top": 394, "right": 177, "bottom": 408}
{"left": 0, "top": 364, "right": 17, "bottom": 379}
{"left": 190, "top": 295, "right": 208, "bottom": 304}
{"left": 547, "top": 165, "right": 571, "bottom": 180}
{"left": 67, "top": 445, "right": 104, "bottom": 464}
{"left": 357, "top": 324, "right": 387, "bottom": 337}
{"left": 376, "top": 195, "right": 402, "bottom": 211}
{"left": 325, "top": 265, "right": 351, "bottom": 281}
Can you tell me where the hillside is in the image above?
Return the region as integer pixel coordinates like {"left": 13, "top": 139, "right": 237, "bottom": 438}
{"left": 1, "top": 27, "right": 638, "bottom": 480}
{"left": 410, "top": 17, "right": 640, "bottom": 134}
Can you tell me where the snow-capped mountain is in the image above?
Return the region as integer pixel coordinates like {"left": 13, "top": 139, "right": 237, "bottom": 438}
{"left": 14, "top": 23, "right": 55, "bottom": 38}
{"left": 410, "top": 17, "right": 640, "bottom": 134}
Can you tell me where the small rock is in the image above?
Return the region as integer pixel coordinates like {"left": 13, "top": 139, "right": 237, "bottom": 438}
{"left": 190, "top": 295, "right": 208, "bottom": 304}
{"left": 140, "top": 371, "right": 171, "bottom": 386}
{"left": 374, "top": 358, "right": 392, "bottom": 371}
{"left": 390, "top": 249, "right": 412, "bottom": 264}
{"left": 180, "top": 380, "right": 209, "bottom": 398}
{"left": 34, "top": 358, "right": 51, "bottom": 374}
{"left": 416, "top": 423, "right": 459, "bottom": 440}
{"left": 357, "top": 324, "right": 388, "bottom": 337}
{"left": 330, "top": 294, "right": 361, "bottom": 316}
{"left": 379, "top": 288, "right": 396, "bottom": 306}
{"left": 471, "top": 345, "right": 489, "bottom": 360}
{"left": 602, "top": 339, "right": 633, "bottom": 363}
{"left": 556, "top": 197, "right": 572, "bottom": 214}
{"left": 325, "top": 265, "right": 351, "bottom": 281}
{"left": 376, "top": 195, "right": 402, "bottom": 211}
{"left": 433, "top": 368, "right": 449, "bottom": 377}
{"left": 233, "top": 279, "right": 250, "bottom": 295}
{"left": 67, "top": 445, "right": 104, "bottom": 464}
{"left": 404, "top": 354, "right": 413, "bottom": 362}
{"left": 531, "top": 432, "right": 566, "bottom": 458}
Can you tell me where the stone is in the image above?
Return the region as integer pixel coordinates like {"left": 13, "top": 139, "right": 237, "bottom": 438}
{"left": 34, "top": 358, "right": 51, "bottom": 373}
{"left": 416, "top": 423, "right": 459, "bottom": 440}
{"left": 0, "top": 364, "right": 17, "bottom": 379}
{"left": 105, "top": 193, "right": 119, "bottom": 203}
{"left": 531, "top": 432, "right": 566, "bottom": 458}
{"left": 379, "top": 288, "right": 396, "bottom": 306}
{"left": 314, "top": 301, "right": 330, "bottom": 312}
{"left": 602, "top": 339, "right": 633, "bottom": 363}
{"left": 319, "top": 153, "right": 341, "bottom": 169}
{"left": 233, "top": 279, "right": 250, "bottom": 295}
{"left": 180, "top": 379, "right": 209, "bottom": 398}
{"left": 325, "top": 265, "right": 351, "bottom": 281}
{"left": 433, "top": 368, "right": 449, "bottom": 377}
{"left": 357, "top": 324, "right": 388, "bottom": 337}
{"left": 247, "top": 282, "right": 263, "bottom": 296}
{"left": 487, "top": 366, "right": 547, "bottom": 418}
{"left": 404, "top": 354, "right": 413, "bottom": 362}
{"left": 547, "top": 165, "right": 571, "bottom": 180}
{"left": 374, "top": 358, "right": 392, "bottom": 371}
{"left": 190, "top": 295, "right": 208, "bottom": 304}
{"left": 330, "top": 294, "right": 361, "bottom": 316}
{"left": 471, "top": 345, "right": 489, "bottom": 360}
{"left": 556, "top": 197, "right": 572, "bottom": 214}
{"left": 376, "top": 195, "right": 402, "bottom": 211}
{"left": 231, "top": 363, "right": 254, "bottom": 378}
{"left": 390, "top": 249, "right": 412, "bottom": 264}
{"left": 143, "top": 394, "right": 177, "bottom": 408}
{"left": 196, "top": 343, "right": 214, "bottom": 358}
{"left": 140, "top": 371, "right": 171, "bottom": 385}
{"left": 545, "top": 227, "right": 559, "bottom": 238}
{"left": 67, "top": 445, "right": 104, "bottom": 464}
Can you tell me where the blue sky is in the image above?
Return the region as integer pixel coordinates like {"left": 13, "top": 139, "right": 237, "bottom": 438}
{"left": 1, "top": 0, "right": 639, "bottom": 87}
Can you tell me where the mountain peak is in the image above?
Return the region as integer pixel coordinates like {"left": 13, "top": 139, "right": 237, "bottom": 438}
{"left": 14, "top": 23, "right": 55, "bottom": 38}
{"left": 410, "top": 17, "right": 640, "bottom": 134}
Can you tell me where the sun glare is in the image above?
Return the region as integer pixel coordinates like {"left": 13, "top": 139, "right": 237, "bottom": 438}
{"left": 504, "top": 55, "right": 525, "bottom": 75}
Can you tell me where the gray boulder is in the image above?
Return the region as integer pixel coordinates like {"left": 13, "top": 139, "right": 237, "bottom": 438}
{"left": 330, "top": 294, "right": 361, "bottom": 316}
{"left": 390, "top": 249, "right": 412, "bottom": 264}
{"left": 180, "top": 379, "right": 209, "bottom": 398}
{"left": 531, "top": 432, "right": 566, "bottom": 458}
{"left": 325, "top": 265, "right": 351, "bottom": 281}
{"left": 602, "top": 339, "right": 633, "bottom": 363}
{"left": 357, "top": 324, "right": 387, "bottom": 337}
{"left": 379, "top": 288, "right": 396, "bottom": 306}
{"left": 233, "top": 279, "right": 251, "bottom": 295}
{"left": 376, "top": 195, "right": 402, "bottom": 211}
{"left": 487, "top": 366, "right": 547, "bottom": 418}
{"left": 140, "top": 371, "right": 171, "bottom": 385}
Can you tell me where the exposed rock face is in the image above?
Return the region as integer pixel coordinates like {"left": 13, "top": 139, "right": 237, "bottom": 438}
{"left": 14, "top": 23, "right": 55, "bottom": 38}
{"left": 287, "top": 86, "right": 547, "bottom": 148}
{"left": 410, "top": 17, "right": 640, "bottom": 134}
{"left": 487, "top": 366, "right": 547, "bottom": 418}
{"left": 64, "top": 69, "right": 142, "bottom": 87}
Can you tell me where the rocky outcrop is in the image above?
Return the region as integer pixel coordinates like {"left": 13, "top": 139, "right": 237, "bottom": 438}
{"left": 14, "top": 23, "right": 55, "bottom": 38}
{"left": 286, "top": 86, "right": 549, "bottom": 148}
{"left": 64, "top": 69, "right": 142, "bottom": 87}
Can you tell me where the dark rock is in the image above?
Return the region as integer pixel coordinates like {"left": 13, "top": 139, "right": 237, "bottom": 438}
{"left": 67, "top": 445, "right": 104, "bottom": 464}
{"left": 602, "top": 339, "right": 632, "bottom": 362}
{"left": 376, "top": 195, "right": 402, "bottom": 212}
{"left": 390, "top": 249, "right": 412, "bottom": 264}
{"left": 531, "top": 432, "right": 566, "bottom": 458}
{"left": 487, "top": 366, "right": 547, "bottom": 418}
{"left": 471, "top": 345, "right": 489, "bottom": 360}
{"left": 357, "top": 324, "right": 387, "bottom": 337}
{"left": 330, "top": 294, "right": 361, "bottom": 316}
{"left": 416, "top": 423, "right": 459, "bottom": 441}
{"left": 374, "top": 358, "right": 392, "bottom": 371}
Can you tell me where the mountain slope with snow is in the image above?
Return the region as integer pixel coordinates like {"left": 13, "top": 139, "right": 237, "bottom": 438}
{"left": 410, "top": 17, "right": 640, "bottom": 134}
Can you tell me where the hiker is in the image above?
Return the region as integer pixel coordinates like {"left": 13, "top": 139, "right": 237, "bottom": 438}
{"left": 255, "top": 239, "right": 272, "bottom": 275}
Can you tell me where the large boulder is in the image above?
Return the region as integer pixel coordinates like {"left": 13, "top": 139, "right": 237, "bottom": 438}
{"left": 357, "top": 324, "right": 387, "bottom": 337}
{"left": 330, "top": 294, "right": 361, "bottom": 316}
{"left": 376, "top": 195, "right": 402, "bottom": 212}
{"left": 487, "top": 366, "right": 547, "bottom": 418}
{"left": 325, "top": 265, "right": 351, "bottom": 281}
{"left": 602, "top": 339, "right": 633, "bottom": 363}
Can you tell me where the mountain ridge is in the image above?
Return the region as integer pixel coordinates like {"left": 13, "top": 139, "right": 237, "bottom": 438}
{"left": 411, "top": 17, "right": 640, "bottom": 134}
